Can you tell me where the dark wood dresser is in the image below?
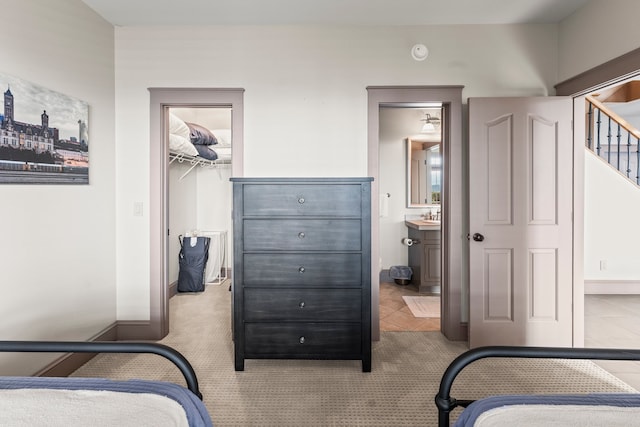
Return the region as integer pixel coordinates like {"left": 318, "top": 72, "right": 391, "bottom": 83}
{"left": 230, "top": 177, "right": 372, "bottom": 372}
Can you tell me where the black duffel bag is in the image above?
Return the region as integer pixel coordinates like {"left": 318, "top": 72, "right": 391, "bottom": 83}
{"left": 177, "top": 235, "right": 210, "bottom": 293}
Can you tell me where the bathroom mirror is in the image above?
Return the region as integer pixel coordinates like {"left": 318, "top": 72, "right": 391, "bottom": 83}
{"left": 407, "top": 137, "right": 442, "bottom": 207}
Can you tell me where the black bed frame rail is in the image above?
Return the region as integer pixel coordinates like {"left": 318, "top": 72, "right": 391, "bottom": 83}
{"left": 0, "top": 341, "right": 202, "bottom": 399}
{"left": 435, "top": 346, "right": 640, "bottom": 427}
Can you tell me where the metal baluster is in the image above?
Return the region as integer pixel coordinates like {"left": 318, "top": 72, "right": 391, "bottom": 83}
{"left": 627, "top": 133, "right": 632, "bottom": 179}
{"left": 586, "top": 101, "right": 593, "bottom": 150}
{"left": 616, "top": 122, "right": 621, "bottom": 172}
{"left": 607, "top": 115, "right": 612, "bottom": 164}
{"left": 636, "top": 135, "right": 640, "bottom": 185}
{"left": 596, "top": 109, "right": 602, "bottom": 155}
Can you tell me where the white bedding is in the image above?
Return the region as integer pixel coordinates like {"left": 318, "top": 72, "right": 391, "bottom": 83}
{"left": 168, "top": 113, "right": 231, "bottom": 162}
{"left": 211, "top": 129, "right": 231, "bottom": 145}
{"left": 212, "top": 144, "right": 231, "bottom": 161}
{"left": 0, "top": 388, "right": 190, "bottom": 427}
{"left": 169, "top": 113, "right": 198, "bottom": 156}
{"left": 454, "top": 393, "right": 640, "bottom": 427}
{"left": 473, "top": 404, "right": 640, "bottom": 426}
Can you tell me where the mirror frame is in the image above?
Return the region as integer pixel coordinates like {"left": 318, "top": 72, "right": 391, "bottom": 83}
{"left": 406, "top": 137, "right": 442, "bottom": 208}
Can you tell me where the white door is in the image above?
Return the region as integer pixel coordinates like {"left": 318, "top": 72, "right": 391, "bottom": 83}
{"left": 468, "top": 97, "right": 573, "bottom": 348}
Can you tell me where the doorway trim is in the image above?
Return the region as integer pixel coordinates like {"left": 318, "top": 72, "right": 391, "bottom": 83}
{"left": 555, "top": 47, "right": 640, "bottom": 97}
{"left": 367, "top": 86, "right": 465, "bottom": 341}
{"left": 132, "top": 87, "right": 244, "bottom": 340}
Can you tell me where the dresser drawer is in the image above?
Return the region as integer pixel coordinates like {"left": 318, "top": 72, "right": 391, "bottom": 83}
{"left": 244, "top": 288, "right": 361, "bottom": 321}
{"left": 243, "top": 219, "right": 361, "bottom": 251}
{"left": 242, "top": 184, "right": 362, "bottom": 216}
{"left": 244, "top": 323, "right": 362, "bottom": 358}
{"left": 243, "top": 253, "right": 361, "bottom": 286}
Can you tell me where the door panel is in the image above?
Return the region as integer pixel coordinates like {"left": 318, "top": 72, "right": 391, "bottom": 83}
{"left": 529, "top": 249, "right": 557, "bottom": 320}
{"left": 530, "top": 116, "right": 558, "bottom": 224}
{"left": 486, "top": 115, "right": 513, "bottom": 224}
{"left": 469, "top": 97, "right": 572, "bottom": 348}
{"left": 484, "top": 249, "right": 513, "bottom": 320}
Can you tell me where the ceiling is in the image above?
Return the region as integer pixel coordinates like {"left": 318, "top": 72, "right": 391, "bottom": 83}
{"left": 81, "top": 0, "right": 591, "bottom": 27}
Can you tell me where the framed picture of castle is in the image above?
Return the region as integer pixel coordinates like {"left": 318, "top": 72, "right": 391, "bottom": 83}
{"left": 0, "top": 72, "right": 89, "bottom": 184}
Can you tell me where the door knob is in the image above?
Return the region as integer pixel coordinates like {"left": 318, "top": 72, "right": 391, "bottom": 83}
{"left": 472, "top": 233, "right": 484, "bottom": 242}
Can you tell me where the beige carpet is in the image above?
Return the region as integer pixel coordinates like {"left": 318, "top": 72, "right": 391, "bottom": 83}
{"left": 402, "top": 296, "right": 441, "bottom": 318}
{"left": 71, "top": 284, "right": 637, "bottom": 426}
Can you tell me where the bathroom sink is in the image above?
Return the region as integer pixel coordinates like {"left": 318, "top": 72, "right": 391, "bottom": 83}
{"left": 412, "top": 219, "right": 441, "bottom": 225}
{"left": 405, "top": 219, "right": 441, "bottom": 229}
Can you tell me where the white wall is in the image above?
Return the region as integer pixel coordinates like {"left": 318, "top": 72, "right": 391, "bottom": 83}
{"left": 169, "top": 165, "right": 198, "bottom": 283}
{"left": 0, "top": 0, "right": 115, "bottom": 374}
{"left": 584, "top": 151, "right": 640, "bottom": 280}
{"left": 196, "top": 169, "right": 233, "bottom": 258}
{"left": 114, "top": 24, "right": 560, "bottom": 319}
{"left": 558, "top": 0, "right": 640, "bottom": 82}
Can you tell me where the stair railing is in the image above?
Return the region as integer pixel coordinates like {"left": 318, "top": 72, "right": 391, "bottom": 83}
{"left": 586, "top": 95, "right": 640, "bottom": 186}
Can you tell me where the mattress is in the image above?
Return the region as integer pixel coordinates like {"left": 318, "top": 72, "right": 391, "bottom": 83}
{"left": 0, "top": 376, "right": 213, "bottom": 427}
{"left": 454, "top": 393, "right": 640, "bottom": 427}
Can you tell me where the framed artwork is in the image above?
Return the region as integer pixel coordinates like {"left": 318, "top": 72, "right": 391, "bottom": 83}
{"left": 0, "top": 72, "right": 89, "bottom": 184}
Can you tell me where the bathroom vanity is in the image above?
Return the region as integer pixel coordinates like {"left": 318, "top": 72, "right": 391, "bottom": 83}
{"left": 405, "top": 219, "right": 441, "bottom": 294}
{"left": 231, "top": 177, "right": 372, "bottom": 372}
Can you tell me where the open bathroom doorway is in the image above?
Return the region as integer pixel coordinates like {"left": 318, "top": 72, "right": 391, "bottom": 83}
{"left": 367, "top": 86, "right": 465, "bottom": 342}
{"left": 378, "top": 105, "right": 443, "bottom": 333}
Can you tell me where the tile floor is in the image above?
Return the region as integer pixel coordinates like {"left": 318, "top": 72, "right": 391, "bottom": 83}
{"left": 379, "top": 281, "right": 440, "bottom": 332}
{"left": 379, "top": 286, "right": 640, "bottom": 390}
{"left": 585, "top": 294, "right": 640, "bottom": 390}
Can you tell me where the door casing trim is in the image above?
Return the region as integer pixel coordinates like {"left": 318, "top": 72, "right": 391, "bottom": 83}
{"left": 367, "top": 86, "right": 466, "bottom": 341}
{"left": 146, "top": 87, "right": 244, "bottom": 340}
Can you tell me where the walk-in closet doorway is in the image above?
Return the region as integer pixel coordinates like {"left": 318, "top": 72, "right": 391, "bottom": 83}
{"left": 148, "top": 88, "right": 244, "bottom": 339}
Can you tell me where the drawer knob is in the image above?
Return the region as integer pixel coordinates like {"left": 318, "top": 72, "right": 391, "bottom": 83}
{"left": 298, "top": 232, "right": 305, "bottom": 239}
{"left": 299, "top": 336, "right": 306, "bottom": 344}
{"left": 298, "top": 197, "right": 305, "bottom": 204}
{"left": 298, "top": 266, "right": 305, "bottom": 273}
{"left": 299, "top": 301, "right": 305, "bottom": 308}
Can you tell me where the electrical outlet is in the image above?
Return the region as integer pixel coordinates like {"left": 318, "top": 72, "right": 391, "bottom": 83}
{"left": 599, "top": 260, "right": 607, "bottom": 271}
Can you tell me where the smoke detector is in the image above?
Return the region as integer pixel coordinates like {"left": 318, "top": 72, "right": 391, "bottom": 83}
{"left": 411, "top": 44, "right": 429, "bottom": 61}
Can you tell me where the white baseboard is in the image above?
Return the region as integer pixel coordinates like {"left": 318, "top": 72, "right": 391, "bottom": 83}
{"left": 584, "top": 280, "right": 640, "bottom": 294}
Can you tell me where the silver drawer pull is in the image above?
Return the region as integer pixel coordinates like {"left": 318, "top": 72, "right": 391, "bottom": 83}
{"left": 299, "top": 336, "right": 306, "bottom": 344}
{"left": 299, "top": 301, "right": 305, "bottom": 308}
{"left": 298, "top": 197, "right": 305, "bottom": 204}
{"left": 298, "top": 267, "right": 305, "bottom": 273}
{"left": 298, "top": 232, "right": 305, "bottom": 239}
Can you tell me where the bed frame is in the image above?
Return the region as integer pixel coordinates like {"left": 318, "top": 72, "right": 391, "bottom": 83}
{"left": 435, "top": 346, "right": 640, "bottom": 427}
{"left": 0, "top": 340, "right": 202, "bottom": 398}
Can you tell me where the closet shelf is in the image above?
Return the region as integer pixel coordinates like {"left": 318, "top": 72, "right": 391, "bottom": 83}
{"left": 169, "top": 151, "right": 231, "bottom": 180}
